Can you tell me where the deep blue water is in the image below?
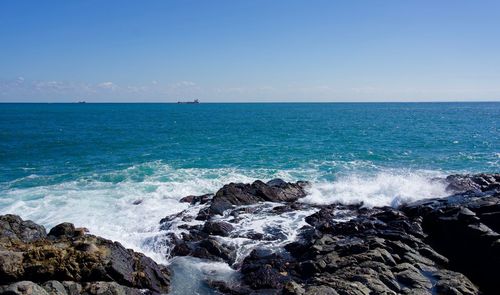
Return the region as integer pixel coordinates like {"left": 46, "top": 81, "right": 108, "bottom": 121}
{"left": 0, "top": 102, "right": 498, "bottom": 265}
{"left": 1, "top": 103, "right": 498, "bottom": 185}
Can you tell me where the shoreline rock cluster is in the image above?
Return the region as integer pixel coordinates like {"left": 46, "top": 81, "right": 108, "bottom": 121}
{"left": 0, "top": 215, "right": 170, "bottom": 295}
{"left": 1, "top": 173, "right": 499, "bottom": 295}
{"left": 163, "top": 174, "right": 499, "bottom": 294}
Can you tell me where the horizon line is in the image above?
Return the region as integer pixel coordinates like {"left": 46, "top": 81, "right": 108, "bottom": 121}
{"left": 1, "top": 100, "right": 499, "bottom": 104}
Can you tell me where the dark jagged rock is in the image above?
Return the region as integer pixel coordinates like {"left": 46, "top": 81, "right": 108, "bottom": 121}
{"left": 168, "top": 231, "right": 236, "bottom": 264}
{"left": 272, "top": 203, "right": 306, "bottom": 214}
{"left": 179, "top": 194, "right": 213, "bottom": 205}
{"left": 132, "top": 199, "right": 143, "bottom": 205}
{"left": 0, "top": 280, "right": 151, "bottom": 295}
{"left": 232, "top": 175, "right": 500, "bottom": 294}
{"left": 205, "top": 179, "right": 308, "bottom": 217}
{"left": 240, "top": 249, "right": 293, "bottom": 290}
{"left": 275, "top": 174, "right": 499, "bottom": 295}
{"left": 445, "top": 174, "right": 500, "bottom": 193}
{"left": 195, "top": 238, "right": 236, "bottom": 263}
{"left": 402, "top": 173, "right": 500, "bottom": 294}
{"left": 0, "top": 215, "right": 47, "bottom": 245}
{"left": 0, "top": 215, "right": 170, "bottom": 295}
{"left": 169, "top": 237, "right": 236, "bottom": 265}
{"left": 202, "top": 221, "right": 234, "bottom": 237}
{"left": 245, "top": 205, "right": 479, "bottom": 294}
{"left": 161, "top": 178, "right": 311, "bottom": 266}
{"left": 165, "top": 174, "right": 498, "bottom": 294}
{"left": 47, "top": 222, "right": 87, "bottom": 238}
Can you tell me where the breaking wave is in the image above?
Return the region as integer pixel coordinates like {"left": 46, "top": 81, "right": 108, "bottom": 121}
{"left": 0, "top": 161, "right": 450, "bottom": 264}
{"left": 302, "top": 170, "right": 448, "bottom": 208}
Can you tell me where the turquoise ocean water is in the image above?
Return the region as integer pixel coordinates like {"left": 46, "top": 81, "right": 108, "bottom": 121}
{"left": 0, "top": 102, "right": 498, "bottom": 263}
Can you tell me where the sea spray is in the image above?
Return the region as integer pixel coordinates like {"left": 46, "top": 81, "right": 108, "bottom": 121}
{"left": 302, "top": 170, "right": 448, "bottom": 208}
{"left": 0, "top": 162, "right": 451, "bottom": 265}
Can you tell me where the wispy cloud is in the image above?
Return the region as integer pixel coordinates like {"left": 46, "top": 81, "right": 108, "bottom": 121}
{"left": 97, "top": 81, "right": 117, "bottom": 90}
{"left": 169, "top": 81, "right": 196, "bottom": 88}
{"left": 0, "top": 78, "right": 202, "bottom": 101}
{"left": 1, "top": 77, "right": 499, "bottom": 102}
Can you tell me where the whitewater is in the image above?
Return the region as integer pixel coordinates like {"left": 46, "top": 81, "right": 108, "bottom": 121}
{"left": 0, "top": 161, "right": 450, "bottom": 264}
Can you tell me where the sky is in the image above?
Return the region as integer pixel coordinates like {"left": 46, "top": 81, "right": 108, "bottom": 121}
{"left": 1, "top": 0, "right": 500, "bottom": 102}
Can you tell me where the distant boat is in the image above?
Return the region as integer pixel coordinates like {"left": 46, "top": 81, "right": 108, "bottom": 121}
{"left": 177, "top": 99, "right": 199, "bottom": 104}
{"left": 77, "top": 101, "right": 86, "bottom": 104}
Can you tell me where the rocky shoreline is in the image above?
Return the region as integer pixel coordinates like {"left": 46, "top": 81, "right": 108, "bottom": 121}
{"left": 0, "top": 216, "right": 170, "bottom": 295}
{"left": 1, "top": 174, "right": 499, "bottom": 294}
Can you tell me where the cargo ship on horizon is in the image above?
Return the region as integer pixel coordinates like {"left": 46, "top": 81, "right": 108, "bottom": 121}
{"left": 177, "top": 99, "right": 199, "bottom": 104}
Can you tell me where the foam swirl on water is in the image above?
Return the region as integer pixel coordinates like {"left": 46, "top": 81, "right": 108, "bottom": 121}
{"left": 0, "top": 163, "right": 299, "bottom": 264}
{"left": 0, "top": 162, "right": 449, "bottom": 266}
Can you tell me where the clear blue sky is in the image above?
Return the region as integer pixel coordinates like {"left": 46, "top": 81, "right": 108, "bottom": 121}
{"left": 1, "top": 0, "right": 499, "bottom": 102}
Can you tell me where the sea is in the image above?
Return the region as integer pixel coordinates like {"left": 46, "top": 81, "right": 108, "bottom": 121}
{"left": 0, "top": 102, "right": 498, "bottom": 292}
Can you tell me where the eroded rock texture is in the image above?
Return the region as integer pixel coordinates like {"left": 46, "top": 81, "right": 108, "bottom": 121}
{"left": 0, "top": 215, "right": 170, "bottom": 295}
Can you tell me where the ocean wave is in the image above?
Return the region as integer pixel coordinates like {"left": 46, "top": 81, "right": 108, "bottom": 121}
{"left": 0, "top": 161, "right": 452, "bottom": 264}
{"left": 301, "top": 170, "right": 447, "bottom": 208}
{"left": 0, "top": 162, "right": 302, "bottom": 263}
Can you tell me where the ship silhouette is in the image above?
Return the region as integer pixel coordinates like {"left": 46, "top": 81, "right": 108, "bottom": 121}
{"left": 177, "top": 99, "right": 199, "bottom": 104}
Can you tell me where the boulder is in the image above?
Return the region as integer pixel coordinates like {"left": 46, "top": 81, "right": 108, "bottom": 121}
{"left": 179, "top": 194, "right": 213, "bottom": 205}
{"left": 202, "top": 221, "right": 234, "bottom": 237}
{"left": 205, "top": 179, "right": 308, "bottom": 216}
{"left": 47, "top": 223, "right": 77, "bottom": 238}
{"left": 42, "top": 280, "right": 67, "bottom": 295}
{"left": 0, "top": 215, "right": 170, "bottom": 295}
{"left": 0, "top": 281, "right": 49, "bottom": 295}
{"left": 0, "top": 215, "right": 47, "bottom": 245}
{"left": 241, "top": 249, "right": 292, "bottom": 289}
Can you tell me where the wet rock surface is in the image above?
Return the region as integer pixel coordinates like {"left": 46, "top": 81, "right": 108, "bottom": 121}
{"left": 402, "top": 173, "right": 500, "bottom": 295}
{"left": 162, "top": 175, "right": 500, "bottom": 294}
{"left": 161, "top": 179, "right": 315, "bottom": 266}
{"left": 201, "top": 179, "right": 308, "bottom": 218}
{"left": 0, "top": 215, "right": 170, "bottom": 295}
{"left": 2, "top": 174, "right": 499, "bottom": 294}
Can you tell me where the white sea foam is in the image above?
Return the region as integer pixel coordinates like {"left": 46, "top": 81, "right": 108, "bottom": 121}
{"left": 218, "top": 204, "right": 319, "bottom": 264}
{"left": 162, "top": 201, "right": 320, "bottom": 265}
{"left": 0, "top": 161, "right": 450, "bottom": 266}
{"left": 301, "top": 170, "right": 447, "bottom": 208}
{"left": 0, "top": 162, "right": 301, "bottom": 264}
